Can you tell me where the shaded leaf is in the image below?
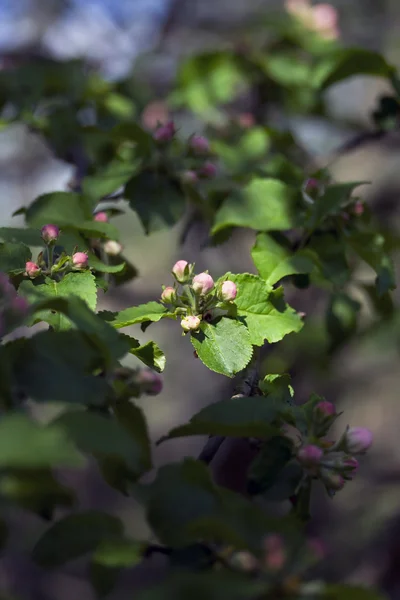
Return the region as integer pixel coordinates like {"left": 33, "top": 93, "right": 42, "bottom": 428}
{"left": 247, "top": 436, "right": 294, "bottom": 496}
{"left": 99, "top": 302, "right": 174, "bottom": 329}
{"left": 0, "top": 242, "right": 31, "bottom": 273}
{"left": 125, "top": 336, "right": 166, "bottom": 372}
{"left": 251, "top": 233, "right": 314, "bottom": 285}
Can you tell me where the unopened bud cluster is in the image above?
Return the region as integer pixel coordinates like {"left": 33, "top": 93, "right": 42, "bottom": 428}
{"left": 160, "top": 261, "right": 238, "bottom": 334}
{"left": 296, "top": 400, "right": 373, "bottom": 497}
{"left": 0, "top": 272, "right": 29, "bottom": 338}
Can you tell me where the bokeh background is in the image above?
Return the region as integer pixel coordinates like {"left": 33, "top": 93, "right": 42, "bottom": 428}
{"left": 1, "top": 0, "right": 400, "bottom": 598}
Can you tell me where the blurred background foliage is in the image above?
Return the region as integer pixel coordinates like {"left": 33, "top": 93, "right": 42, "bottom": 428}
{"left": 2, "top": 0, "right": 400, "bottom": 598}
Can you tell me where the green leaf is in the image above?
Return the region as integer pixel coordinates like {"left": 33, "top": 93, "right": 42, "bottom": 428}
{"left": 326, "top": 292, "right": 360, "bottom": 352}
{"left": 190, "top": 317, "right": 253, "bottom": 377}
{"left": 88, "top": 253, "right": 126, "bottom": 274}
{"left": 0, "top": 227, "right": 42, "bottom": 247}
{"left": 251, "top": 233, "right": 314, "bottom": 285}
{"left": 125, "top": 171, "right": 186, "bottom": 234}
{"left": 247, "top": 436, "right": 294, "bottom": 496}
{"left": 307, "top": 182, "right": 368, "bottom": 228}
{"left": 212, "top": 178, "right": 298, "bottom": 235}
{"left": 259, "top": 373, "right": 294, "bottom": 407}
{"left": 25, "top": 191, "right": 89, "bottom": 227}
{"left": 322, "top": 585, "right": 388, "bottom": 600}
{"left": 99, "top": 302, "right": 174, "bottom": 329}
{"left": 90, "top": 538, "right": 144, "bottom": 598}
{"left": 32, "top": 511, "right": 124, "bottom": 568}
{"left": 348, "top": 231, "right": 396, "bottom": 296}
{"left": 0, "top": 413, "right": 84, "bottom": 469}
{"left": 53, "top": 408, "right": 151, "bottom": 477}
{"left": 0, "top": 242, "right": 31, "bottom": 273}
{"left": 113, "top": 400, "right": 152, "bottom": 474}
{"left": 19, "top": 271, "right": 97, "bottom": 330}
{"left": 126, "top": 337, "right": 166, "bottom": 372}
{"left": 313, "top": 48, "right": 394, "bottom": 90}
{"left": 158, "top": 394, "right": 283, "bottom": 443}
{"left": 82, "top": 159, "right": 138, "bottom": 200}
{"left": 226, "top": 273, "right": 303, "bottom": 345}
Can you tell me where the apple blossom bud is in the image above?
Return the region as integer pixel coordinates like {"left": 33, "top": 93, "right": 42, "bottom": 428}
{"left": 135, "top": 369, "right": 163, "bottom": 396}
{"left": 314, "top": 400, "right": 336, "bottom": 418}
{"left": 302, "top": 178, "right": 324, "bottom": 204}
{"left": 153, "top": 120, "right": 176, "bottom": 143}
{"left": 41, "top": 224, "right": 60, "bottom": 244}
{"left": 297, "top": 444, "right": 323, "bottom": 467}
{"left": 342, "top": 456, "right": 359, "bottom": 476}
{"left": 181, "top": 315, "right": 201, "bottom": 332}
{"left": 25, "top": 261, "right": 41, "bottom": 278}
{"left": 181, "top": 170, "right": 198, "bottom": 185}
{"left": 198, "top": 161, "right": 217, "bottom": 178}
{"left": 161, "top": 286, "right": 177, "bottom": 304}
{"left": 263, "top": 534, "right": 286, "bottom": 571}
{"left": 219, "top": 280, "right": 237, "bottom": 302}
{"left": 192, "top": 273, "right": 214, "bottom": 296}
{"left": 94, "top": 211, "right": 108, "bottom": 222}
{"left": 343, "top": 427, "right": 373, "bottom": 454}
{"left": 189, "top": 135, "right": 210, "bottom": 155}
{"left": 103, "top": 240, "right": 123, "bottom": 256}
{"left": 237, "top": 113, "right": 255, "bottom": 128}
{"left": 172, "top": 260, "right": 190, "bottom": 283}
{"left": 321, "top": 470, "right": 345, "bottom": 492}
{"left": 72, "top": 252, "right": 89, "bottom": 269}
{"left": 353, "top": 201, "right": 364, "bottom": 216}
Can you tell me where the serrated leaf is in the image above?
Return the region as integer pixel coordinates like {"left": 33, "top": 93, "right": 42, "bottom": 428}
{"left": 212, "top": 178, "right": 298, "bottom": 235}
{"left": 312, "top": 48, "right": 394, "bottom": 90}
{"left": 99, "top": 302, "right": 174, "bottom": 329}
{"left": 126, "top": 337, "right": 166, "bottom": 372}
{"left": 226, "top": 273, "right": 303, "bottom": 345}
{"left": 0, "top": 413, "right": 84, "bottom": 468}
{"left": 251, "top": 233, "right": 314, "bottom": 285}
{"left": 125, "top": 171, "right": 186, "bottom": 234}
{"left": 32, "top": 511, "right": 124, "bottom": 568}
{"left": 0, "top": 242, "right": 31, "bottom": 273}
{"left": 190, "top": 317, "right": 253, "bottom": 377}
{"left": 19, "top": 271, "right": 97, "bottom": 330}
{"left": 158, "top": 394, "right": 283, "bottom": 443}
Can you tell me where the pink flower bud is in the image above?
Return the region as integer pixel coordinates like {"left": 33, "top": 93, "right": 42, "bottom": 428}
{"left": 181, "top": 315, "right": 201, "bottom": 332}
{"left": 172, "top": 260, "right": 190, "bottom": 283}
{"left": 297, "top": 444, "right": 323, "bottom": 467}
{"left": 353, "top": 201, "right": 364, "bottom": 216}
{"left": 198, "top": 162, "right": 217, "bottom": 179}
{"left": 94, "top": 211, "right": 108, "bottom": 222}
{"left": 135, "top": 369, "right": 163, "bottom": 396}
{"left": 313, "top": 4, "right": 339, "bottom": 39}
{"left": 41, "top": 224, "right": 60, "bottom": 244}
{"left": 153, "top": 120, "right": 176, "bottom": 143}
{"left": 237, "top": 112, "right": 255, "bottom": 129}
{"left": 161, "top": 286, "right": 177, "bottom": 304}
{"left": 344, "top": 427, "right": 373, "bottom": 454}
{"left": 263, "top": 534, "right": 286, "bottom": 571}
{"left": 181, "top": 170, "right": 198, "bottom": 185}
{"left": 189, "top": 135, "right": 210, "bottom": 155}
{"left": 192, "top": 273, "right": 214, "bottom": 295}
{"left": 302, "top": 178, "right": 324, "bottom": 204}
{"left": 314, "top": 400, "right": 336, "bottom": 417}
{"left": 321, "top": 470, "right": 345, "bottom": 491}
{"left": 219, "top": 280, "right": 237, "bottom": 302}
{"left": 103, "top": 240, "right": 123, "bottom": 256}
{"left": 72, "top": 252, "right": 88, "bottom": 269}
{"left": 342, "top": 456, "right": 359, "bottom": 476}
{"left": 25, "top": 261, "right": 41, "bottom": 278}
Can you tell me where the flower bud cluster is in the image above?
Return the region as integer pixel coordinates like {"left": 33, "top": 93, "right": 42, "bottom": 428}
{"left": 296, "top": 400, "right": 373, "bottom": 496}
{"left": 160, "top": 261, "right": 238, "bottom": 334}
{"left": 0, "top": 272, "right": 29, "bottom": 338}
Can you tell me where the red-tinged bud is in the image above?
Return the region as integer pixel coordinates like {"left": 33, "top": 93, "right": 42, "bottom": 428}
{"left": 353, "top": 201, "right": 364, "bottom": 216}
{"left": 263, "top": 534, "right": 286, "bottom": 571}
{"left": 161, "top": 286, "right": 177, "bottom": 304}
{"left": 41, "top": 224, "right": 60, "bottom": 244}
{"left": 237, "top": 112, "right": 255, "bottom": 128}
{"left": 198, "top": 161, "right": 217, "bottom": 179}
{"left": 181, "top": 315, "right": 201, "bottom": 332}
{"left": 315, "top": 400, "right": 336, "bottom": 418}
{"left": 342, "top": 456, "right": 359, "bottom": 476}
{"left": 321, "top": 469, "right": 345, "bottom": 492}
{"left": 189, "top": 135, "right": 210, "bottom": 155}
{"left": 172, "top": 260, "right": 190, "bottom": 284}
{"left": 302, "top": 178, "right": 324, "bottom": 204}
{"left": 103, "top": 240, "right": 123, "bottom": 256}
{"left": 181, "top": 170, "right": 198, "bottom": 185}
{"left": 25, "top": 261, "right": 41, "bottom": 278}
{"left": 153, "top": 120, "right": 176, "bottom": 143}
{"left": 297, "top": 444, "right": 323, "bottom": 467}
{"left": 94, "top": 211, "right": 108, "bottom": 222}
{"left": 343, "top": 427, "right": 373, "bottom": 454}
{"left": 192, "top": 272, "right": 214, "bottom": 295}
{"left": 135, "top": 369, "right": 163, "bottom": 396}
{"left": 218, "top": 280, "right": 237, "bottom": 302}
{"left": 72, "top": 252, "right": 89, "bottom": 269}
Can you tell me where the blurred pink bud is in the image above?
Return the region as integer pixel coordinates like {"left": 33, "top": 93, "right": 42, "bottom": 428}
{"left": 161, "top": 286, "right": 177, "bottom": 304}
{"left": 219, "top": 280, "right": 237, "bottom": 301}
{"left": 141, "top": 100, "right": 169, "bottom": 130}
{"left": 94, "top": 211, "right": 108, "bottom": 222}
{"left": 192, "top": 273, "right": 214, "bottom": 295}
{"left": 263, "top": 534, "right": 286, "bottom": 571}
{"left": 135, "top": 369, "right": 163, "bottom": 396}
{"left": 104, "top": 240, "right": 123, "bottom": 256}
{"left": 297, "top": 444, "right": 323, "bottom": 467}
{"left": 237, "top": 112, "right": 255, "bottom": 128}
{"left": 322, "top": 470, "right": 345, "bottom": 491}
{"left": 25, "top": 261, "right": 41, "bottom": 278}
{"left": 181, "top": 315, "right": 201, "bottom": 332}
{"left": 172, "top": 260, "right": 190, "bottom": 283}
{"left": 72, "top": 252, "right": 88, "bottom": 268}
{"left": 153, "top": 120, "right": 176, "bottom": 143}
{"left": 344, "top": 427, "right": 373, "bottom": 454}
{"left": 198, "top": 162, "right": 217, "bottom": 178}
{"left": 181, "top": 170, "right": 198, "bottom": 185}
{"left": 315, "top": 400, "right": 336, "bottom": 417}
{"left": 313, "top": 4, "right": 339, "bottom": 39}
{"left": 342, "top": 456, "right": 359, "bottom": 475}
{"left": 189, "top": 135, "right": 210, "bottom": 155}
{"left": 353, "top": 201, "right": 364, "bottom": 216}
{"left": 308, "top": 538, "right": 326, "bottom": 560}
{"left": 11, "top": 296, "right": 29, "bottom": 316}
{"left": 41, "top": 224, "right": 60, "bottom": 244}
